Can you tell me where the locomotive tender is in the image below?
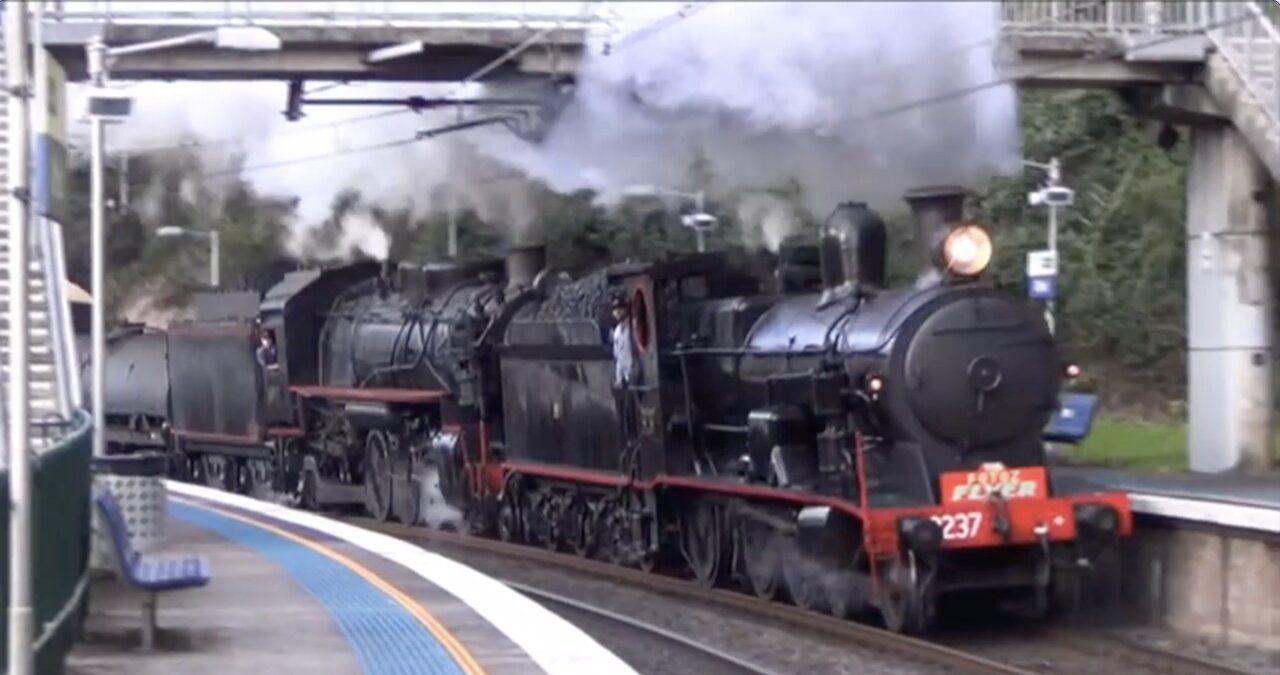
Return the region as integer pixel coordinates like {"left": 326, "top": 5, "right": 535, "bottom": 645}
{"left": 93, "top": 185, "right": 1132, "bottom": 632}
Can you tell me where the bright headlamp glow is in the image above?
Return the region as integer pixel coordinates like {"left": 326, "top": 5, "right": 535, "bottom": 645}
{"left": 942, "top": 225, "right": 993, "bottom": 277}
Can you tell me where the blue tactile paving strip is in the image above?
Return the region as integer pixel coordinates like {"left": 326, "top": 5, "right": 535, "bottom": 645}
{"left": 171, "top": 501, "right": 466, "bottom": 675}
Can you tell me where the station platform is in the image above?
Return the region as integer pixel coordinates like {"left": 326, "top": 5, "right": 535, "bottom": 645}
{"left": 1057, "top": 466, "right": 1280, "bottom": 509}
{"left": 1054, "top": 466, "right": 1280, "bottom": 534}
{"left": 66, "top": 483, "right": 637, "bottom": 675}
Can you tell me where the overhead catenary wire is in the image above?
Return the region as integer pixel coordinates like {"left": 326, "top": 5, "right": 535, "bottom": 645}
{"left": 109, "top": 3, "right": 612, "bottom": 158}
{"left": 78, "top": 2, "right": 1238, "bottom": 194}
{"left": 103, "top": 0, "right": 1098, "bottom": 161}
{"left": 167, "top": 7, "right": 1247, "bottom": 184}
{"left": 90, "top": 0, "right": 1105, "bottom": 175}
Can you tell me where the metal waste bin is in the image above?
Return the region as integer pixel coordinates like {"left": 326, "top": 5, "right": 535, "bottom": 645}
{"left": 91, "top": 452, "right": 168, "bottom": 572}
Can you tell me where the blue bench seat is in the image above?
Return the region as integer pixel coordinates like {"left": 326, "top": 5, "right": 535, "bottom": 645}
{"left": 1044, "top": 392, "right": 1100, "bottom": 445}
{"left": 95, "top": 489, "right": 212, "bottom": 649}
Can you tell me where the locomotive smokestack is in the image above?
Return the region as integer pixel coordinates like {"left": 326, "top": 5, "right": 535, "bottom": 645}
{"left": 903, "top": 185, "right": 967, "bottom": 271}
{"left": 505, "top": 244, "right": 547, "bottom": 290}
{"left": 825, "top": 202, "right": 887, "bottom": 288}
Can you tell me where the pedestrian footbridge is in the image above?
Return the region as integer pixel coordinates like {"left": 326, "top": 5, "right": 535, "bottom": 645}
{"left": 1001, "top": 0, "right": 1280, "bottom": 180}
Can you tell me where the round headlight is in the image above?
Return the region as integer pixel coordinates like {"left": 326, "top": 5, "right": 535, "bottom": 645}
{"left": 941, "top": 225, "right": 993, "bottom": 277}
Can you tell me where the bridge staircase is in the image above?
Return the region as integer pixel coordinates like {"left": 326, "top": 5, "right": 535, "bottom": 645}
{"left": 1197, "top": 1, "right": 1280, "bottom": 179}
{"left": 0, "top": 25, "right": 82, "bottom": 455}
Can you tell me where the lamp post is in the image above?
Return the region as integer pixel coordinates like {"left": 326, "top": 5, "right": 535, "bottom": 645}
{"left": 156, "top": 227, "right": 220, "bottom": 287}
{"left": 1024, "top": 157, "right": 1074, "bottom": 336}
{"left": 5, "top": 3, "right": 34, "bottom": 673}
{"left": 85, "top": 26, "right": 281, "bottom": 460}
{"left": 622, "top": 184, "right": 717, "bottom": 252}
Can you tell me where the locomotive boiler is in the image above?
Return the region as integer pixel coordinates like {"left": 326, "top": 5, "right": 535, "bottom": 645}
{"left": 680, "top": 187, "right": 1062, "bottom": 489}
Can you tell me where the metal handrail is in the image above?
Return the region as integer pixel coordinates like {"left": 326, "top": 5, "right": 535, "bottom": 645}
{"left": 50, "top": 222, "right": 80, "bottom": 409}
{"left": 1000, "top": 0, "right": 1211, "bottom": 36}
{"left": 38, "top": 220, "right": 71, "bottom": 420}
{"left": 39, "top": 219, "right": 80, "bottom": 418}
{"left": 39, "top": 1, "right": 610, "bottom": 31}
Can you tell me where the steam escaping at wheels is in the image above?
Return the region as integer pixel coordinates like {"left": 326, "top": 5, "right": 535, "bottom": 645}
{"left": 417, "top": 464, "right": 465, "bottom": 532}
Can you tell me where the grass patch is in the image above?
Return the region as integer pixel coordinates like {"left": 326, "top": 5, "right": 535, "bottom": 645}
{"left": 1073, "top": 419, "right": 1188, "bottom": 471}
{"left": 1069, "top": 418, "right": 1280, "bottom": 472}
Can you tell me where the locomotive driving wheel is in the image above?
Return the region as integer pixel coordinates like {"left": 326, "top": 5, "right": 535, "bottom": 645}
{"left": 783, "top": 546, "right": 828, "bottom": 612}
{"left": 202, "top": 455, "right": 230, "bottom": 490}
{"left": 877, "top": 554, "right": 937, "bottom": 634}
{"left": 568, "top": 499, "right": 596, "bottom": 558}
{"left": 681, "top": 498, "right": 731, "bottom": 587}
{"left": 234, "top": 461, "right": 252, "bottom": 495}
{"left": 497, "top": 478, "right": 523, "bottom": 543}
{"left": 395, "top": 444, "right": 421, "bottom": 526}
{"left": 363, "top": 432, "right": 394, "bottom": 522}
{"left": 248, "top": 459, "right": 273, "bottom": 498}
{"left": 739, "top": 521, "right": 782, "bottom": 601}
{"left": 187, "top": 455, "right": 205, "bottom": 485}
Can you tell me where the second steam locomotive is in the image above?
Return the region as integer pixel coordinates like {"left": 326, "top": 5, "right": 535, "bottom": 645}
{"left": 91, "top": 185, "right": 1131, "bottom": 632}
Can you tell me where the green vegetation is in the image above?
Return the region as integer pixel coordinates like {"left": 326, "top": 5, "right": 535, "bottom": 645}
{"left": 1075, "top": 419, "right": 1189, "bottom": 471}
{"left": 1077, "top": 420, "right": 1280, "bottom": 471}
{"left": 60, "top": 90, "right": 1239, "bottom": 469}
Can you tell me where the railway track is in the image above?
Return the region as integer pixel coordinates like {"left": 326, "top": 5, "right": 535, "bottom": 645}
{"left": 955, "top": 629, "right": 1261, "bottom": 675}
{"left": 347, "top": 516, "right": 1031, "bottom": 675}
{"left": 1042, "top": 631, "right": 1261, "bottom": 675}
{"left": 507, "top": 582, "right": 784, "bottom": 675}
{"left": 347, "top": 516, "right": 1260, "bottom": 675}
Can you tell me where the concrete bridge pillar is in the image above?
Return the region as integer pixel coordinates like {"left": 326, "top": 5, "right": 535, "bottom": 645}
{"left": 1186, "top": 123, "right": 1274, "bottom": 473}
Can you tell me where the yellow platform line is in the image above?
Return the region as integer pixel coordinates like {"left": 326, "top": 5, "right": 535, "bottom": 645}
{"left": 171, "top": 495, "right": 487, "bottom": 675}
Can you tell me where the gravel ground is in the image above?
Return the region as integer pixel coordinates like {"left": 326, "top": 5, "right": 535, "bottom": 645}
{"left": 949, "top": 633, "right": 1177, "bottom": 675}
{"left": 932, "top": 610, "right": 1279, "bottom": 675}
{"left": 427, "top": 540, "right": 950, "bottom": 675}
{"left": 1112, "top": 626, "right": 1280, "bottom": 675}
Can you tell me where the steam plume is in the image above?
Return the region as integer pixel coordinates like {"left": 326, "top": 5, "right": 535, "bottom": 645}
{"left": 470, "top": 1, "right": 1020, "bottom": 238}
{"left": 68, "top": 1, "right": 1018, "bottom": 257}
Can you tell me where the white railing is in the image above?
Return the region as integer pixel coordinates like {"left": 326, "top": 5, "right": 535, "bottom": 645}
{"left": 1000, "top": 0, "right": 1212, "bottom": 36}
{"left": 39, "top": 1, "right": 610, "bottom": 31}
{"left": 39, "top": 219, "right": 80, "bottom": 419}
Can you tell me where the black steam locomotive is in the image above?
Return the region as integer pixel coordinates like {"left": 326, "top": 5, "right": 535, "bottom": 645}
{"left": 90, "top": 185, "right": 1131, "bottom": 632}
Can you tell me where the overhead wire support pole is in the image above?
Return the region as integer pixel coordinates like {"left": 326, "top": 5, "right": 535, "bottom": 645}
{"left": 84, "top": 25, "right": 281, "bottom": 462}
{"left": 86, "top": 36, "right": 107, "bottom": 461}
{"left": 5, "top": 1, "right": 35, "bottom": 672}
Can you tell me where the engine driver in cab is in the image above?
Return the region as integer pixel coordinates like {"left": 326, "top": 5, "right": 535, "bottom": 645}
{"left": 256, "top": 329, "right": 279, "bottom": 371}
{"left": 610, "top": 294, "right": 638, "bottom": 437}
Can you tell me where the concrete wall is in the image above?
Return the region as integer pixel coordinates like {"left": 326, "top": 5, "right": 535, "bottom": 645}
{"left": 1104, "top": 523, "right": 1280, "bottom": 650}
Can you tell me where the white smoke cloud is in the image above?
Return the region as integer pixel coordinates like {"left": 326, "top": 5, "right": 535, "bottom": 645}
{"left": 63, "top": 1, "right": 1019, "bottom": 258}
{"left": 470, "top": 1, "right": 1021, "bottom": 222}
{"left": 68, "top": 80, "right": 484, "bottom": 257}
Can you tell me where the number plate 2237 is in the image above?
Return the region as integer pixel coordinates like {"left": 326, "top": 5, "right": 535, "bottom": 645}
{"left": 930, "top": 512, "right": 984, "bottom": 541}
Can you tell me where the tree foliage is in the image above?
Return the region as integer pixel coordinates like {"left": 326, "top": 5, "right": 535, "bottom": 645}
{"left": 976, "top": 91, "right": 1188, "bottom": 412}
